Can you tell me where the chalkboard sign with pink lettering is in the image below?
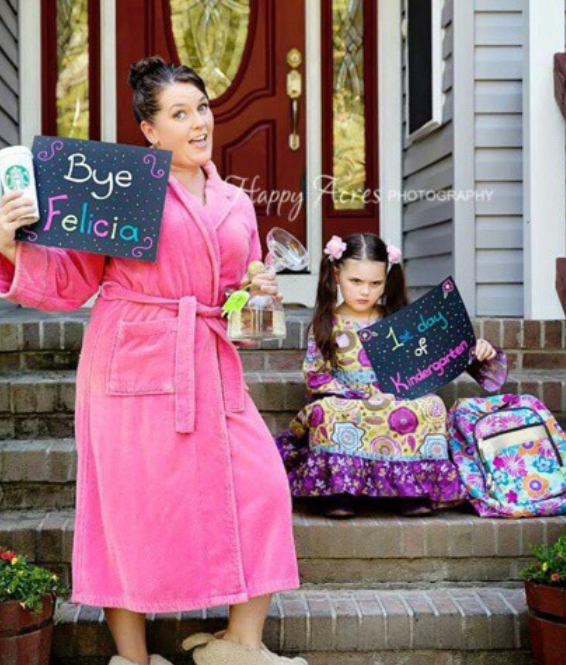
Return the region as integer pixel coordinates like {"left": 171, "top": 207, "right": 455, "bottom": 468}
{"left": 358, "top": 277, "right": 476, "bottom": 399}
{"left": 15, "top": 136, "right": 172, "bottom": 262}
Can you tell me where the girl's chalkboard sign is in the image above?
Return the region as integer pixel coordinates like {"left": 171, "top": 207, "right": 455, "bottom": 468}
{"left": 16, "top": 136, "right": 172, "bottom": 262}
{"left": 359, "top": 277, "right": 476, "bottom": 399}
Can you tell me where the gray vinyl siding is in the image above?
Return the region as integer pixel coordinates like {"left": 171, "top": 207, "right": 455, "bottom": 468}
{"left": 474, "top": 0, "right": 524, "bottom": 316}
{"left": 402, "top": 0, "right": 455, "bottom": 303}
{"left": 0, "top": 0, "right": 19, "bottom": 148}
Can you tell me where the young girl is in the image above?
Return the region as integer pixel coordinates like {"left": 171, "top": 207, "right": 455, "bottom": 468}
{"left": 276, "top": 233, "right": 503, "bottom": 518}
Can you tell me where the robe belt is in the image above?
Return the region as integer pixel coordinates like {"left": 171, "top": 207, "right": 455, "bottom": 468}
{"left": 99, "top": 282, "right": 246, "bottom": 434}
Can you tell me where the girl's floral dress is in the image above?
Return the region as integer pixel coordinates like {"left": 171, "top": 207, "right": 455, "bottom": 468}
{"left": 275, "top": 315, "right": 467, "bottom": 503}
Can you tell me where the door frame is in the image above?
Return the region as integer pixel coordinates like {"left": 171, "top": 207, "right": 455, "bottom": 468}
{"left": 20, "top": 0, "right": 403, "bottom": 309}
{"left": 18, "top": 0, "right": 42, "bottom": 147}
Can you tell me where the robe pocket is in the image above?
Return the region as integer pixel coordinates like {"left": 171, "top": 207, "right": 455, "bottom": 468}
{"left": 106, "top": 318, "right": 178, "bottom": 395}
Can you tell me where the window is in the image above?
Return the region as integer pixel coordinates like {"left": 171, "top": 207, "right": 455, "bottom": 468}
{"left": 405, "top": 0, "right": 444, "bottom": 141}
{"left": 41, "top": 0, "right": 100, "bottom": 139}
{"left": 321, "top": 0, "right": 378, "bottom": 236}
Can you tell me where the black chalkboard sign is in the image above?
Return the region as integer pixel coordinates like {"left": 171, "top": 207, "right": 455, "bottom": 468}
{"left": 16, "top": 136, "right": 172, "bottom": 262}
{"left": 358, "top": 277, "right": 476, "bottom": 399}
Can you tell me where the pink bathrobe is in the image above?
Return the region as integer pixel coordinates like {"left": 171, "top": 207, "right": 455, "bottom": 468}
{"left": 0, "top": 160, "right": 300, "bottom": 612}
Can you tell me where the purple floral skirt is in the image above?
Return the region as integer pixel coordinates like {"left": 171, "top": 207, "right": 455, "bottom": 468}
{"left": 276, "top": 429, "right": 466, "bottom": 502}
{"left": 275, "top": 393, "right": 467, "bottom": 503}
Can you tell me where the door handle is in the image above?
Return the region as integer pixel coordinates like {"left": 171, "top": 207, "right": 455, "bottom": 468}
{"left": 287, "top": 48, "right": 302, "bottom": 151}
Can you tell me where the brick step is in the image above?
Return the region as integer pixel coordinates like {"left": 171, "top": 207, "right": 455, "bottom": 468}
{"left": 2, "top": 369, "right": 566, "bottom": 414}
{"left": 4, "top": 425, "right": 566, "bottom": 588}
{"left": 0, "top": 308, "right": 311, "bottom": 354}
{"left": 1, "top": 308, "right": 566, "bottom": 357}
{"left": 1, "top": 369, "right": 566, "bottom": 441}
{"left": 0, "top": 411, "right": 297, "bottom": 442}
{"left": 1, "top": 506, "right": 563, "bottom": 586}
{"left": 2, "top": 345, "right": 565, "bottom": 372}
{"left": 0, "top": 346, "right": 307, "bottom": 373}
{"left": 0, "top": 310, "right": 310, "bottom": 371}
{"left": 0, "top": 439, "right": 76, "bottom": 510}
{"left": 49, "top": 587, "right": 529, "bottom": 665}
{"left": 0, "top": 370, "right": 300, "bottom": 439}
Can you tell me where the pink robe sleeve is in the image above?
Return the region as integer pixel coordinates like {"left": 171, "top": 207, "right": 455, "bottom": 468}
{"left": 0, "top": 242, "right": 105, "bottom": 311}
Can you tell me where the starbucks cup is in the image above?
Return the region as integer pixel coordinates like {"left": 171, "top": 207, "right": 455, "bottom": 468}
{"left": 0, "top": 146, "right": 40, "bottom": 222}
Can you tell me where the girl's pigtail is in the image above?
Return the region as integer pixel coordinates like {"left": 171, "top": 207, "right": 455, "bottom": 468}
{"left": 383, "top": 263, "right": 409, "bottom": 316}
{"left": 312, "top": 255, "right": 339, "bottom": 365}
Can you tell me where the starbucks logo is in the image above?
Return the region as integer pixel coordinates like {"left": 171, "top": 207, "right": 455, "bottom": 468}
{"left": 4, "top": 165, "right": 30, "bottom": 191}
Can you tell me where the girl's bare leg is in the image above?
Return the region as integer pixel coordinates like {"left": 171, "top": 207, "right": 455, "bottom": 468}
{"left": 104, "top": 607, "right": 150, "bottom": 665}
{"left": 223, "top": 594, "right": 272, "bottom": 648}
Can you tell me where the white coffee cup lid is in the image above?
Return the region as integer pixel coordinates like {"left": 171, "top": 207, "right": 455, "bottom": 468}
{"left": 0, "top": 146, "right": 32, "bottom": 158}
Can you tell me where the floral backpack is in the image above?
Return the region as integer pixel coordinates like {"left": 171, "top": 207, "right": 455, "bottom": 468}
{"left": 448, "top": 394, "right": 566, "bottom": 518}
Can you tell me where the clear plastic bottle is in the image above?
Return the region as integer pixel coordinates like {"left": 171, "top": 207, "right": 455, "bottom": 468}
{"left": 226, "top": 293, "right": 287, "bottom": 342}
{"left": 225, "top": 228, "right": 308, "bottom": 342}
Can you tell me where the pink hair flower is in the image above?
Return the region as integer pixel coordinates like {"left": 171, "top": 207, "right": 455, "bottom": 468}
{"left": 324, "top": 235, "right": 347, "bottom": 262}
{"left": 386, "top": 244, "right": 402, "bottom": 264}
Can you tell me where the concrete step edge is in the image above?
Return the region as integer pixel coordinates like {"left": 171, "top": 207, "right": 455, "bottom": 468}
{"left": 2, "top": 368, "right": 566, "bottom": 385}
{"left": 51, "top": 586, "right": 528, "bottom": 657}
{"left": 1, "top": 506, "right": 564, "bottom": 561}
{"left": 3, "top": 370, "right": 566, "bottom": 420}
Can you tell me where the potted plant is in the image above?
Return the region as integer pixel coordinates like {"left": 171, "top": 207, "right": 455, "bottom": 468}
{"left": 0, "top": 545, "right": 69, "bottom": 665}
{"left": 521, "top": 533, "right": 566, "bottom": 665}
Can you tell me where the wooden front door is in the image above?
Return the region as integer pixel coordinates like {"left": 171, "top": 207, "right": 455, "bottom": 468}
{"left": 116, "top": 0, "right": 306, "bottom": 252}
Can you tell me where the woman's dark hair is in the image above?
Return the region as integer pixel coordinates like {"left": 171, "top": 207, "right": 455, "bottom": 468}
{"left": 128, "top": 55, "right": 208, "bottom": 124}
{"left": 312, "top": 233, "right": 409, "bottom": 365}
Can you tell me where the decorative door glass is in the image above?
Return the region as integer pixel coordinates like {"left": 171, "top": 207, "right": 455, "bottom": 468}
{"left": 56, "top": 0, "right": 90, "bottom": 138}
{"left": 169, "top": 0, "right": 251, "bottom": 99}
{"left": 332, "top": 0, "right": 366, "bottom": 210}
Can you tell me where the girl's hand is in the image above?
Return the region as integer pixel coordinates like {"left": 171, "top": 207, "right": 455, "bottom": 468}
{"left": 474, "top": 338, "right": 496, "bottom": 362}
{"left": 367, "top": 384, "right": 395, "bottom": 401}
{"left": 241, "top": 269, "right": 283, "bottom": 301}
{"left": 0, "top": 191, "right": 36, "bottom": 264}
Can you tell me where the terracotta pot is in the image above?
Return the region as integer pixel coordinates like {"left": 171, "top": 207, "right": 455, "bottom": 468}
{"left": 525, "top": 581, "right": 566, "bottom": 665}
{"left": 0, "top": 593, "right": 55, "bottom": 665}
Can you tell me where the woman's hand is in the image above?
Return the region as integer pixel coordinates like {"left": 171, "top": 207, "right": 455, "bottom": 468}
{"left": 0, "top": 191, "right": 37, "bottom": 265}
{"left": 241, "top": 268, "right": 283, "bottom": 301}
{"left": 474, "top": 338, "right": 497, "bottom": 362}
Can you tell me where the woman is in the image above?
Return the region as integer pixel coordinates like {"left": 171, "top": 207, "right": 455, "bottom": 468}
{"left": 0, "top": 56, "right": 305, "bottom": 665}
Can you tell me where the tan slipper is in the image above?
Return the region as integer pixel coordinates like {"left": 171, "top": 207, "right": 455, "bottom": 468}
{"left": 192, "top": 639, "right": 262, "bottom": 665}
{"left": 108, "top": 657, "right": 150, "bottom": 665}
{"left": 185, "top": 632, "right": 308, "bottom": 665}
{"left": 212, "top": 631, "right": 308, "bottom": 664}
{"left": 150, "top": 657, "right": 175, "bottom": 665}
{"left": 181, "top": 632, "right": 216, "bottom": 651}
{"left": 192, "top": 639, "right": 296, "bottom": 665}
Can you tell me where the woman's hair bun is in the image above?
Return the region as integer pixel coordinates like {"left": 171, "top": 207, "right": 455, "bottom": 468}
{"left": 128, "top": 56, "right": 167, "bottom": 90}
